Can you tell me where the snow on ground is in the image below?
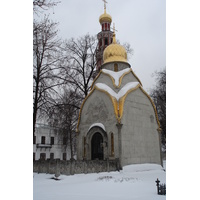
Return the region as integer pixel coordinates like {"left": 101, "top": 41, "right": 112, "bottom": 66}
{"left": 33, "top": 161, "right": 166, "bottom": 200}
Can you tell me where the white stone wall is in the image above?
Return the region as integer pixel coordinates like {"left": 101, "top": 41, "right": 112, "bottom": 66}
{"left": 121, "top": 88, "right": 161, "bottom": 166}
{"left": 77, "top": 61, "right": 161, "bottom": 167}
{"left": 77, "top": 89, "right": 118, "bottom": 160}
{"left": 101, "top": 62, "right": 131, "bottom": 71}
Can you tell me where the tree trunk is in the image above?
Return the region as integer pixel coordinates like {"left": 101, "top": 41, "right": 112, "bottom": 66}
{"left": 69, "top": 130, "right": 73, "bottom": 160}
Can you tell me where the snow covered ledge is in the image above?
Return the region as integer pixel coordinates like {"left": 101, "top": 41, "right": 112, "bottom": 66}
{"left": 88, "top": 123, "right": 106, "bottom": 132}
{"left": 102, "top": 68, "right": 130, "bottom": 86}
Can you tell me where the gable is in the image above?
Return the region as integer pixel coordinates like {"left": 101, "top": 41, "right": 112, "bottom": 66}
{"left": 91, "top": 68, "right": 142, "bottom": 91}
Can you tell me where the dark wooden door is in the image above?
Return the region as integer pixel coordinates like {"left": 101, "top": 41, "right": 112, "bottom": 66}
{"left": 91, "top": 133, "right": 103, "bottom": 160}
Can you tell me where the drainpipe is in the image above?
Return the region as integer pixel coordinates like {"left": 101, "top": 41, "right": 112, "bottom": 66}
{"left": 116, "top": 122, "right": 123, "bottom": 170}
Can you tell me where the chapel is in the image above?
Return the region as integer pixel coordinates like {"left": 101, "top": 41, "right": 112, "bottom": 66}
{"left": 76, "top": 2, "right": 162, "bottom": 169}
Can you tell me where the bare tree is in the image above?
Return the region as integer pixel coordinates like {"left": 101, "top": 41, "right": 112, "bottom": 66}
{"left": 150, "top": 68, "right": 166, "bottom": 149}
{"left": 123, "top": 42, "right": 134, "bottom": 60}
{"left": 33, "top": 16, "right": 64, "bottom": 135}
{"left": 60, "top": 34, "right": 134, "bottom": 99}
{"left": 44, "top": 34, "right": 98, "bottom": 158}
{"left": 48, "top": 88, "right": 80, "bottom": 159}
{"left": 33, "top": 0, "right": 60, "bottom": 14}
{"left": 116, "top": 39, "right": 134, "bottom": 60}
{"left": 62, "top": 34, "right": 98, "bottom": 98}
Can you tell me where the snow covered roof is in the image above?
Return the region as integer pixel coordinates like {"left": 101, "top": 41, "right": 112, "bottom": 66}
{"left": 77, "top": 81, "right": 160, "bottom": 131}
{"left": 95, "top": 82, "right": 139, "bottom": 101}
{"left": 102, "top": 68, "right": 130, "bottom": 86}
{"left": 90, "top": 68, "right": 143, "bottom": 89}
{"left": 76, "top": 66, "right": 161, "bottom": 131}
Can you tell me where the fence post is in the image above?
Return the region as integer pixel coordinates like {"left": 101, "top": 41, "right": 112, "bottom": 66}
{"left": 55, "top": 159, "right": 60, "bottom": 178}
{"left": 106, "top": 159, "right": 109, "bottom": 172}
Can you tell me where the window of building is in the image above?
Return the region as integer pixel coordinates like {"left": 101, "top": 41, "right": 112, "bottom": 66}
{"left": 63, "top": 153, "right": 66, "bottom": 160}
{"left": 114, "top": 63, "right": 118, "bottom": 72}
{"left": 50, "top": 153, "right": 54, "bottom": 160}
{"left": 40, "top": 153, "right": 46, "bottom": 160}
{"left": 63, "top": 137, "right": 67, "bottom": 145}
{"left": 105, "top": 23, "right": 107, "bottom": 30}
{"left": 102, "top": 24, "right": 104, "bottom": 30}
{"left": 83, "top": 137, "right": 86, "bottom": 158}
{"left": 33, "top": 153, "right": 35, "bottom": 161}
{"left": 111, "top": 133, "right": 114, "bottom": 156}
{"left": 51, "top": 137, "right": 54, "bottom": 145}
{"left": 41, "top": 136, "right": 45, "bottom": 144}
{"left": 99, "top": 39, "right": 102, "bottom": 48}
{"left": 108, "top": 23, "right": 110, "bottom": 30}
{"left": 33, "top": 136, "right": 36, "bottom": 144}
{"left": 105, "top": 38, "right": 108, "bottom": 46}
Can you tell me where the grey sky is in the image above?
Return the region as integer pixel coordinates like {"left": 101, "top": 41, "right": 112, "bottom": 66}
{"left": 39, "top": 0, "right": 166, "bottom": 91}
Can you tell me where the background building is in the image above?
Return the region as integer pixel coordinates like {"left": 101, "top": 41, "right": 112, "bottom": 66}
{"left": 96, "top": 5, "right": 113, "bottom": 71}
{"left": 33, "top": 123, "right": 74, "bottom": 161}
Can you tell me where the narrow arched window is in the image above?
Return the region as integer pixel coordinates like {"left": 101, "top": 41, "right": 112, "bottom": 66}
{"left": 111, "top": 133, "right": 114, "bottom": 156}
{"left": 99, "top": 39, "right": 102, "bottom": 48}
{"left": 83, "top": 137, "right": 86, "bottom": 159}
{"left": 105, "top": 23, "right": 107, "bottom": 30}
{"left": 114, "top": 63, "right": 118, "bottom": 72}
{"left": 102, "top": 24, "right": 104, "bottom": 30}
{"left": 105, "top": 38, "right": 108, "bottom": 46}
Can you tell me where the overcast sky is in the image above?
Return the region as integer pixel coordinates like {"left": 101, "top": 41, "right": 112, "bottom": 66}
{"left": 2, "top": 2, "right": 200, "bottom": 195}
{"left": 36, "top": 0, "right": 166, "bottom": 91}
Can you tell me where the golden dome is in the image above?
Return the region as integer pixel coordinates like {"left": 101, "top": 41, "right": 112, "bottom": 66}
{"left": 103, "top": 33, "right": 128, "bottom": 64}
{"left": 99, "top": 9, "right": 112, "bottom": 24}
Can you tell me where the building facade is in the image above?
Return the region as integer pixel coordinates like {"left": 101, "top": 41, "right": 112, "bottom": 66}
{"left": 34, "top": 3, "right": 162, "bottom": 173}
{"left": 33, "top": 124, "right": 73, "bottom": 161}
{"left": 76, "top": 4, "right": 162, "bottom": 169}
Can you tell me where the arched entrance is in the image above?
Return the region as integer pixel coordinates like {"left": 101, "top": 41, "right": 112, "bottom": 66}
{"left": 91, "top": 132, "right": 103, "bottom": 160}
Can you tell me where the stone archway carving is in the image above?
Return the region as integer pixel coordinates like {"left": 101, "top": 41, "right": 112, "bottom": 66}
{"left": 85, "top": 126, "right": 108, "bottom": 160}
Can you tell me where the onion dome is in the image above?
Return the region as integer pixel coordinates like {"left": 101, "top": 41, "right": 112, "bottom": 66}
{"left": 99, "top": 8, "right": 112, "bottom": 24}
{"left": 103, "top": 33, "right": 127, "bottom": 64}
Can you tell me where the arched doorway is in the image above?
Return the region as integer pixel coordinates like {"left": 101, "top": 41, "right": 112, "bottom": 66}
{"left": 91, "top": 133, "right": 103, "bottom": 160}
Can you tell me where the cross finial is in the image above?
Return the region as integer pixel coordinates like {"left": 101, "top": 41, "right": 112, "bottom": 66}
{"left": 111, "top": 22, "right": 117, "bottom": 44}
{"left": 113, "top": 23, "right": 116, "bottom": 34}
{"left": 111, "top": 23, "right": 118, "bottom": 34}
{"left": 102, "top": 0, "right": 108, "bottom": 10}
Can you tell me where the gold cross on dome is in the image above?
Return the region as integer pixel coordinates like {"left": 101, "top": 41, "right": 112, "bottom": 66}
{"left": 113, "top": 23, "right": 116, "bottom": 34}
{"left": 102, "top": 0, "right": 108, "bottom": 9}
{"left": 111, "top": 23, "right": 118, "bottom": 34}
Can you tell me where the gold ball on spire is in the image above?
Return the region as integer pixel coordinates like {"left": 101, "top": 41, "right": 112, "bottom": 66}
{"left": 99, "top": 8, "right": 112, "bottom": 24}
